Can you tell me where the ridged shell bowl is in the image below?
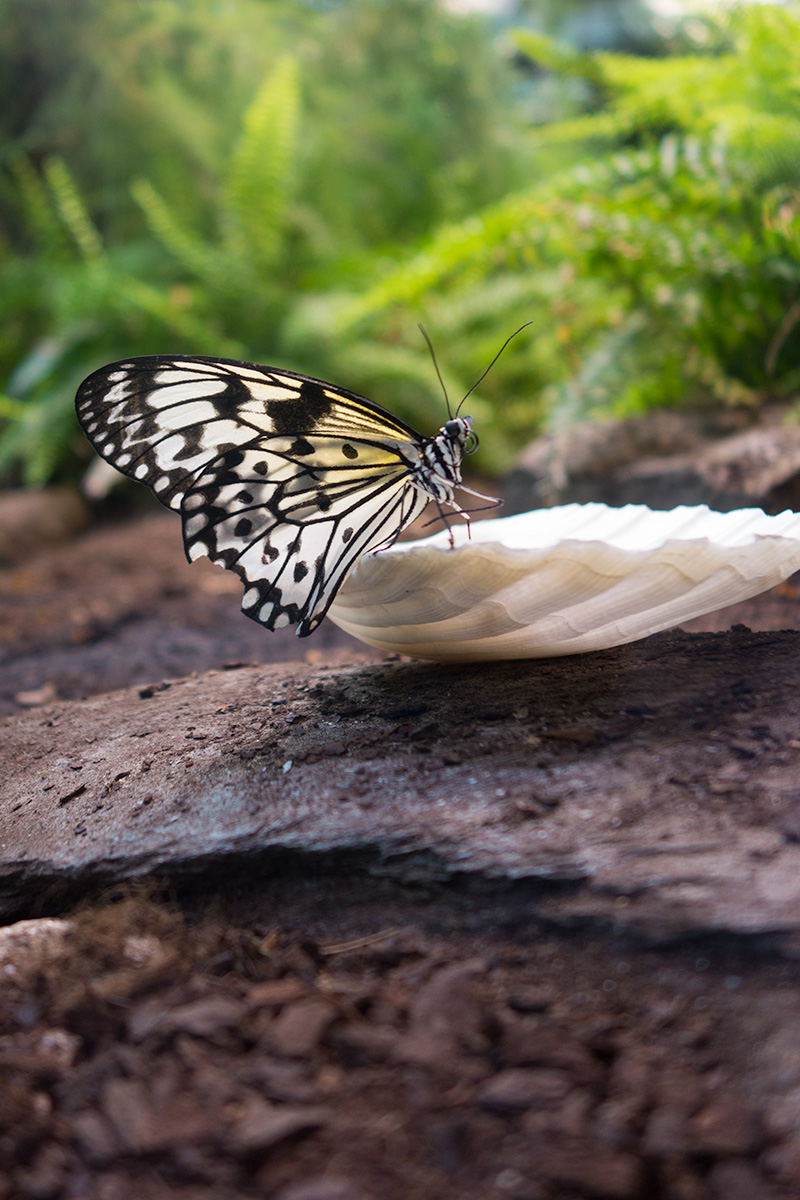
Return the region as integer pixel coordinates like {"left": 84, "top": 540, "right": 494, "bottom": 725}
{"left": 328, "top": 503, "right": 800, "bottom": 662}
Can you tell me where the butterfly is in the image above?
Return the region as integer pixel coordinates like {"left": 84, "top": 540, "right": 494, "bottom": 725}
{"left": 75, "top": 354, "right": 481, "bottom": 637}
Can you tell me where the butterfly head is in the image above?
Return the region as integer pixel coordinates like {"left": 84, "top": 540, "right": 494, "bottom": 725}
{"left": 443, "top": 415, "right": 478, "bottom": 455}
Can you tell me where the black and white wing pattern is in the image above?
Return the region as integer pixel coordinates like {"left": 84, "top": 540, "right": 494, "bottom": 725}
{"left": 76, "top": 355, "right": 473, "bottom": 636}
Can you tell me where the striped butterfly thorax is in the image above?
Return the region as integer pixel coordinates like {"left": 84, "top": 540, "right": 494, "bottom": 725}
{"left": 76, "top": 355, "right": 474, "bottom": 636}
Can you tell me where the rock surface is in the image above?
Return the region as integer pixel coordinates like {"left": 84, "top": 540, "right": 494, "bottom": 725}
{"left": 5, "top": 630, "right": 800, "bottom": 951}
{"left": 0, "top": 486, "right": 89, "bottom": 564}
{"left": 505, "top": 405, "right": 800, "bottom": 515}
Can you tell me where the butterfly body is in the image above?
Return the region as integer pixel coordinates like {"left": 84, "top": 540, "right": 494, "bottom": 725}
{"left": 76, "top": 355, "right": 475, "bottom": 636}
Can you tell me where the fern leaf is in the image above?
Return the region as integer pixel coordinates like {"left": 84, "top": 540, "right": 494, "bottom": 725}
{"left": 527, "top": 113, "right": 629, "bottom": 148}
{"left": 120, "top": 277, "right": 245, "bottom": 358}
{"left": 513, "top": 30, "right": 604, "bottom": 85}
{"left": 44, "top": 158, "right": 104, "bottom": 262}
{"left": 11, "top": 159, "right": 70, "bottom": 260}
{"left": 224, "top": 55, "right": 300, "bottom": 267}
{"left": 132, "top": 179, "right": 223, "bottom": 283}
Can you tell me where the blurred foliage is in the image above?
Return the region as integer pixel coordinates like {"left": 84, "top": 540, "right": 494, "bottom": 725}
{"left": 2, "top": 0, "right": 800, "bottom": 485}
{"left": 0, "top": 0, "right": 528, "bottom": 484}
{"left": 337, "top": 5, "right": 800, "bottom": 457}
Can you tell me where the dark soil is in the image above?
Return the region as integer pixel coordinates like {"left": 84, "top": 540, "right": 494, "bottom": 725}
{"left": 3, "top": 891, "right": 800, "bottom": 1200}
{"left": 4, "top": 509, "right": 800, "bottom": 1199}
{"left": 0, "top": 512, "right": 379, "bottom": 716}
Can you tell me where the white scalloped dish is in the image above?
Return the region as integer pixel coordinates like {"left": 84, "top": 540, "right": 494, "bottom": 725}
{"left": 327, "top": 503, "right": 800, "bottom": 662}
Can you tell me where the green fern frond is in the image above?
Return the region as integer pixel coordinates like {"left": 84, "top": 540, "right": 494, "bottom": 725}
{"left": 132, "top": 179, "right": 223, "bottom": 283}
{"left": 595, "top": 51, "right": 721, "bottom": 99}
{"left": 527, "top": 112, "right": 628, "bottom": 148}
{"left": 120, "top": 277, "right": 245, "bottom": 357}
{"left": 424, "top": 273, "right": 549, "bottom": 336}
{"left": 23, "top": 400, "right": 75, "bottom": 487}
{"left": 548, "top": 313, "right": 650, "bottom": 429}
{"left": 0, "top": 385, "right": 75, "bottom": 487}
{"left": 143, "top": 70, "right": 225, "bottom": 176}
{"left": 224, "top": 55, "right": 300, "bottom": 267}
{"left": 333, "top": 198, "right": 538, "bottom": 329}
{"left": 10, "top": 158, "right": 70, "bottom": 260}
{"left": 333, "top": 156, "right": 632, "bottom": 328}
{"left": 43, "top": 158, "right": 104, "bottom": 262}
{"left": 512, "top": 30, "right": 604, "bottom": 85}
{"left": 336, "top": 114, "right": 784, "bottom": 335}
{"left": 708, "top": 110, "right": 800, "bottom": 187}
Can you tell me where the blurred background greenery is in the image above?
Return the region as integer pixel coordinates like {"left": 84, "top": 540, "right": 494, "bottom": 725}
{"left": 1, "top": 0, "right": 800, "bottom": 487}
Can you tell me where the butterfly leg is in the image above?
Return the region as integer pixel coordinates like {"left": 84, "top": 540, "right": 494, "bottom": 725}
{"left": 433, "top": 499, "right": 455, "bottom": 548}
{"left": 433, "top": 497, "right": 472, "bottom": 547}
{"left": 447, "top": 498, "right": 472, "bottom": 542}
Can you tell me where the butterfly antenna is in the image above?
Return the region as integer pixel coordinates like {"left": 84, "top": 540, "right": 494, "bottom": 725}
{"left": 456, "top": 320, "right": 537, "bottom": 417}
{"left": 419, "top": 324, "right": 453, "bottom": 420}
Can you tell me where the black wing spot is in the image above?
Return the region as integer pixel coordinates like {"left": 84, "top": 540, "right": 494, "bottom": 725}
{"left": 342, "top": 527, "right": 354, "bottom": 543}
{"left": 234, "top": 517, "right": 253, "bottom": 537}
{"left": 268, "top": 380, "right": 331, "bottom": 433}
{"left": 263, "top": 545, "right": 280, "bottom": 563}
{"left": 293, "top": 561, "right": 309, "bottom": 583}
{"left": 217, "top": 373, "right": 259, "bottom": 415}
{"left": 316, "top": 492, "right": 332, "bottom": 512}
{"left": 290, "top": 437, "right": 314, "bottom": 456}
{"left": 253, "top": 460, "right": 269, "bottom": 475}
{"left": 341, "top": 443, "right": 358, "bottom": 460}
{"left": 173, "top": 436, "right": 202, "bottom": 462}
{"left": 237, "top": 490, "right": 254, "bottom": 503}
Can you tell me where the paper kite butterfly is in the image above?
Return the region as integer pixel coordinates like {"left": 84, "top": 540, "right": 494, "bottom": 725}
{"left": 75, "top": 355, "right": 479, "bottom": 637}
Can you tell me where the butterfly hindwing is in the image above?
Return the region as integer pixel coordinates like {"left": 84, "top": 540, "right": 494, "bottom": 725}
{"left": 76, "top": 354, "right": 436, "bottom": 635}
{"left": 182, "top": 441, "right": 429, "bottom": 634}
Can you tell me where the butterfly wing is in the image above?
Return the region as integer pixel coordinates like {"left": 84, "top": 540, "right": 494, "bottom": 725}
{"left": 75, "top": 354, "right": 420, "bottom": 510}
{"left": 76, "top": 355, "right": 428, "bottom": 635}
{"left": 183, "top": 441, "right": 428, "bottom": 634}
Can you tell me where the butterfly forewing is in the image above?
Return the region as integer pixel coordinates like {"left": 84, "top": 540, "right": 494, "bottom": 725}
{"left": 75, "top": 354, "right": 438, "bottom": 636}
{"left": 75, "top": 356, "right": 420, "bottom": 510}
